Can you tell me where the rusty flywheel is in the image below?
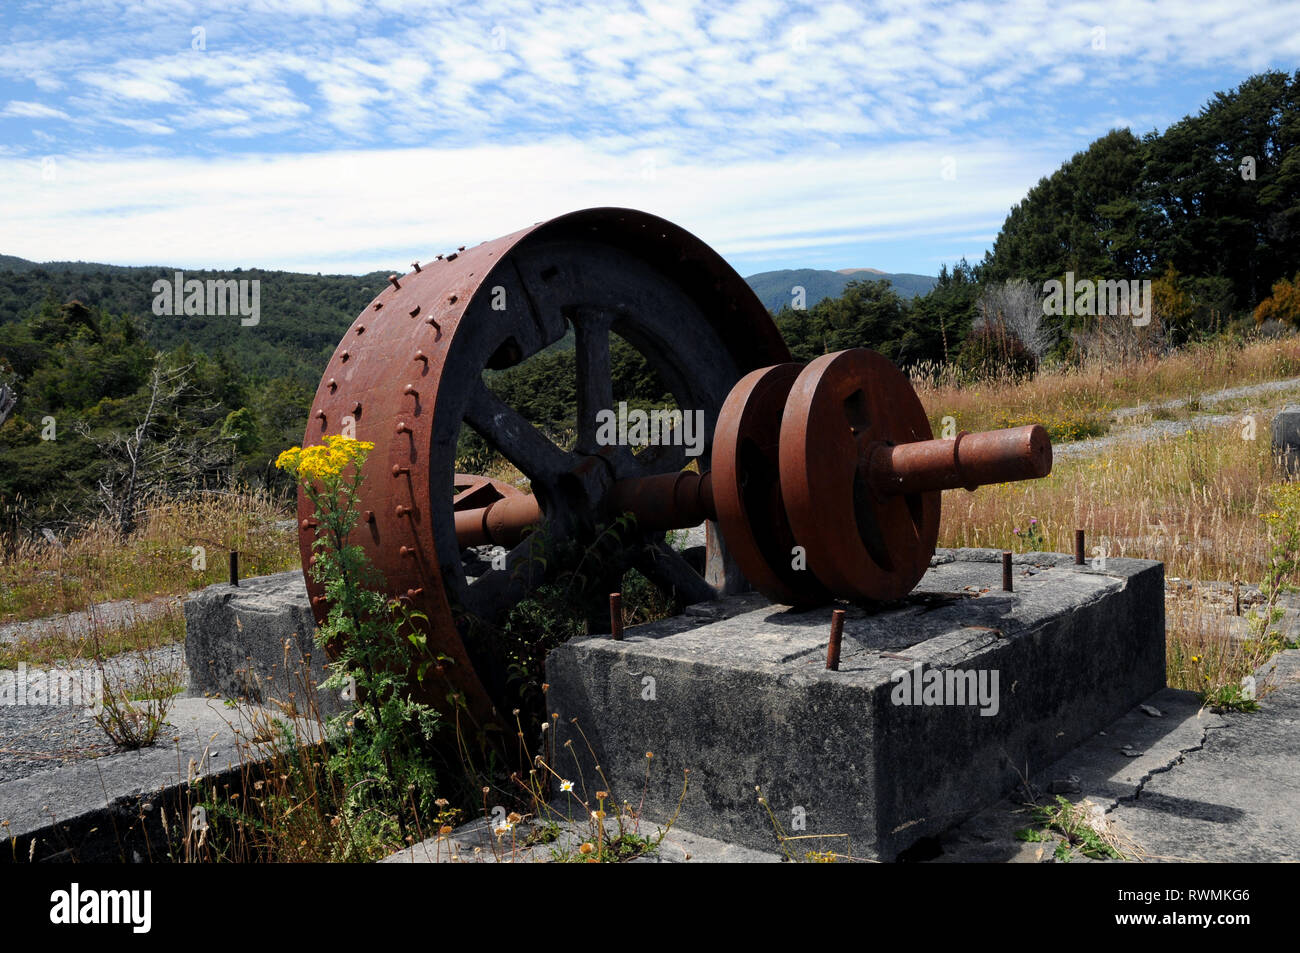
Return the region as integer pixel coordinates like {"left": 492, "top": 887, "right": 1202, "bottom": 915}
{"left": 298, "top": 208, "right": 791, "bottom": 725}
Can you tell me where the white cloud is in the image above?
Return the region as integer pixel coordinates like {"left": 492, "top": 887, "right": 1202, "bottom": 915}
{"left": 0, "top": 136, "right": 1057, "bottom": 272}
{"left": 2, "top": 101, "right": 71, "bottom": 119}
{"left": 0, "top": 0, "right": 1294, "bottom": 271}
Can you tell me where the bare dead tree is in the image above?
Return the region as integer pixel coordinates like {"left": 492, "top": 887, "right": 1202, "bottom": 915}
{"left": 0, "top": 383, "right": 15, "bottom": 429}
{"left": 1070, "top": 313, "right": 1168, "bottom": 367}
{"left": 75, "top": 362, "right": 235, "bottom": 535}
{"left": 975, "top": 279, "right": 1055, "bottom": 361}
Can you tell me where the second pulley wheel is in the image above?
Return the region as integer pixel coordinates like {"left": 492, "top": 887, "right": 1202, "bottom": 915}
{"left": 712, "top": 363, "right": 829, "bottom": 606}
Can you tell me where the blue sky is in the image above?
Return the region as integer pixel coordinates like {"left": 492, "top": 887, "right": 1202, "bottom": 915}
{"left": 0, "top": 0, "right": 1296, "bottom": 277}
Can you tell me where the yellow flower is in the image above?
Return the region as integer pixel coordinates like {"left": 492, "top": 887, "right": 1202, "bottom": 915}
{"left": 274, "top": 446, "right": 303, "bottom": 471}
{"left": 279, "top": 436, "right": 374, "bottom": 481}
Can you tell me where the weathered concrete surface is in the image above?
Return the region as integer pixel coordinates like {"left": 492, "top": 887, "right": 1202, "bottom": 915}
{"left": 1102, "top": 649, "right": 1300, "bottom": 862}
{"left": 545, "top": 548, "right": 1165, "bottom": 861}
{"left": 383, "top": 812, "right": 783, "bottom": 863}
{"left": 1271, "top": 403, "right": 1300, "bottom": 474}
{"left": 183, "top": 570, "right": 340, "bottom": 718}
{"left": 0, "top": 696, "right": 317, "bottom": 862}
{"left": 933, "top": 650, "right": 1300, "bottom": 862}
{"left": 930, "top": 686, "right": 1222, "bottom": 862}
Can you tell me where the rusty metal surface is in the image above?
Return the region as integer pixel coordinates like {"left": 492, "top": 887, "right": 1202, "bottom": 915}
{"left": 298, "top": 207, "right": 789, "bottom": 725}
{"left": 608, "top": 470, "right": 714, "bottom": 533}
{"left": 712, "top": 363, "right": 828, "bottom": 606}
{"left": 826, "top": 608, "right": 845, "bottom": 671}
{"left": 868, "top": 425, "right": 1051, "bottom": 496}
{"left": 778, "top": 348, "right": 941, "bottom": 601}
{"left": 453, "top": 473, "right": 522, "bottom": 509}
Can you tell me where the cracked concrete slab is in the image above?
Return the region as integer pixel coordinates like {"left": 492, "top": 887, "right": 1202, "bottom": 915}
{"left": 1103, "top": 650, "right": 1300, "bottom": 862}
{"left": 932, "top": 650, "right": 1300, "bottom": 863}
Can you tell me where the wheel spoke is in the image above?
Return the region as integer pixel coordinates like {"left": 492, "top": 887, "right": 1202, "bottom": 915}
{"left": 634, "top": 537, "right": 716, "bottom": 607}
{"left": 574, "top": 316, "right": 614, "bottom": 454}
{"left": 465, "top": 381, "right": 575, "bottom": 485}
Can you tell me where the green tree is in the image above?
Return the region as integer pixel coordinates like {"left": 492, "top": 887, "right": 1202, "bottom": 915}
{"left": 983, "top": 128, "right": 1149, "bottom": 286}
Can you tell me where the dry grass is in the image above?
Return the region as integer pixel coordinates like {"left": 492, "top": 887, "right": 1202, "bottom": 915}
{"left": 1163, "top": 586, "right": 1290, "bottom": 708}
{"left": 0, "top": 487, "right": 298, "bottom": 624}
{"left": 0, "top": 602, "right": 186, "bottom": 670}
{"left": 913, "top": 335, "right": 1300, "bottom": 439}
{"left": 934, "top": 386, "right": 1295, "bottom": 701}
{"left": 937, "top": 422, "right": 1275, "bottom": 582}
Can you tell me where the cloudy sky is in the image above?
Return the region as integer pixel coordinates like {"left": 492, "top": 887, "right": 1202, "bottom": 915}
{"left": 0, "top": 0, "right": 1296, "bottom": 277}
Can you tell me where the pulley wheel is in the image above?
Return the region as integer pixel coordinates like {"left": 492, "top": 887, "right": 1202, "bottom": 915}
{"left": 778, "top": 348, "right": 940, "bottom": 601}
{"left": 713, "top": 364, "right": 828, "bottom": 606}
{"left": 298, "top": 207, "right": 789, "bottom": 726}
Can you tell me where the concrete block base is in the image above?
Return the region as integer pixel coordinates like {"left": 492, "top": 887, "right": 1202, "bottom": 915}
{"left": 545, "top": 548, "right": 1165, "bottom": 861}
{"left": 183, "top": 570, "right": 342, "bottom": 718}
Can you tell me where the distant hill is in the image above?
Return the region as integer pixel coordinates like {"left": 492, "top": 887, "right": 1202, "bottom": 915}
{"left": 744, "top": 268, "right": 936, "bottom": 313}
{"left": 0, "top": 256, "right": 387, "bottom": 386}
{"left": 0, "top": 255, "right": 938, "bottom": 383}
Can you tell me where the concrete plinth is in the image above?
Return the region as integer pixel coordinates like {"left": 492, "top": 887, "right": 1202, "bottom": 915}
{"left": 183, "top": 570, "right": 342, "bottom": 718}
{"left": 1272, "top": 404, "right": 1300, "bottom": 475}
{"left": 545, "top": 548, "right": 1165, "bottom": 861}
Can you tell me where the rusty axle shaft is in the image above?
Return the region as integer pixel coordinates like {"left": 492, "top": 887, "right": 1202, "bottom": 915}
{"left": 453, "top": 424, "right": 1049, "bottom": 550}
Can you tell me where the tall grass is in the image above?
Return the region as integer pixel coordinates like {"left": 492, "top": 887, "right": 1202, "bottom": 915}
{"left": 913, "top": 335, "right": 1300, "bottom": 439}
{"left": 936, "top": 402, "right": 1294, "bottom": 702}
{"left": 938, "top": 423, "right": 1275, "bottom": 583}
{"left": 0, "top": 487, "right": 298, "bottom": 623}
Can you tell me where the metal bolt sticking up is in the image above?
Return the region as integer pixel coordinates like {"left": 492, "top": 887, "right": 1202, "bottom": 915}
{"left": 610, "top": 592, "right": 624, "bottom": 641}
{"left": 826, "top": 609, "right": 845, "bottom": 671}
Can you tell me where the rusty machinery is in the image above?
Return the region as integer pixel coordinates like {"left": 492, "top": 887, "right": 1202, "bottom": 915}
{"left": 298, "top": 207, "right": 1052, "bottom": 724}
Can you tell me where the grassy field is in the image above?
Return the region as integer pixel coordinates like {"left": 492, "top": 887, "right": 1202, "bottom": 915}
{"left": 913, "top": 335, "right": 1300, "bottom": 442}
{"left": 927, "top": 336, "right": 1300, "bottom": 705}
{"left": 937, "top": 423, "right": 1274, "bottom": 582}
{"left": 0, "top": 602, "right": 186, "bottom": 670}
{"left": 0, "top": 488, "right": 300, "bottom": 624}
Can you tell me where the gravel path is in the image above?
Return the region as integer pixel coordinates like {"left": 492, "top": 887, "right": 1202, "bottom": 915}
{"left": 1056, "top": 376, "right": 1300, "bottom": 459}
{"left": 0, "top": 593, "right": 191, "bottom": 647}
{"left": 1055, "top": 412, "right": 1241, "bottom": 458}
{"left": 0, "top": 646, "right": 188, "bottom": 785}
{"left": 1111, "top": 374, "right": 1300, "bottom": 419}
